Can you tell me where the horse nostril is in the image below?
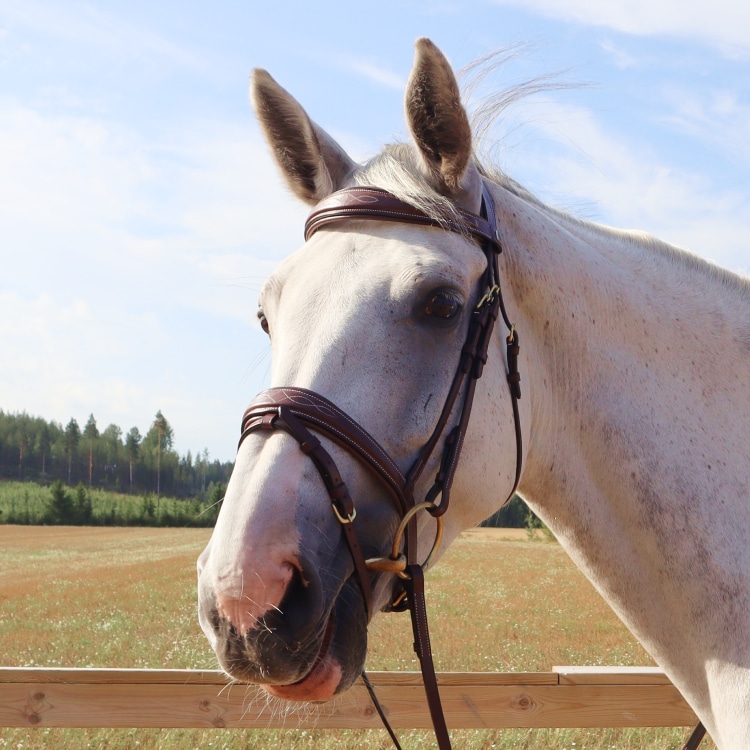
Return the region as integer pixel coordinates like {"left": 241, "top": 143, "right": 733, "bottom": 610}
{"left": 209, "top": 607, "right": 221, "bottom": 630}
{"left": 264, "top": 561, "right": 325, "bottom": 642}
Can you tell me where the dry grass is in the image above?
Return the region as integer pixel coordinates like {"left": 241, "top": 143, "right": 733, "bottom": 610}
{"left": 0, "top": 527, "right": 712, "bottom": 749}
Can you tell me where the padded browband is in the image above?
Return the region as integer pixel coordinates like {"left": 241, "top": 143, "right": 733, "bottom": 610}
{"left": 304, "top": 186, "right": 502, "bottom": 252}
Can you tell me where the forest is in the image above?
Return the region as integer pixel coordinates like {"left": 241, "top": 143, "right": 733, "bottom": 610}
{"left": 0, "top": 408, "right": 233, "bottom": 498}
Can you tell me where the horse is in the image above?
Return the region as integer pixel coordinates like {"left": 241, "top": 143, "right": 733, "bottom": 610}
{"left": 197, "top": 38, "right": 750, "bottom": 749}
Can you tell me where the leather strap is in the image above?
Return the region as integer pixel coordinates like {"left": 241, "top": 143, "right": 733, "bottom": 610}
{"left": 361, "top": 671, "right": 404, "bottom": 750}
{"left": 240, "top": 400, "right": 377, "bottom": 618}
{"left": 305, "top": 186, "right": 502, "bottom": 253}
{"left": 404, "top": 565, "right": 451, "bottom": 748}
{"left": 241, "top": 387, "right": 409, "bottom": 515}
{"left": 680, "top": 722, "right": 706, "bottom": 750}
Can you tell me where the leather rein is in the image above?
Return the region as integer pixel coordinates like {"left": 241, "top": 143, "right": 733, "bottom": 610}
{"left": 234, "top": 184, "right": 704, "bottom": 749}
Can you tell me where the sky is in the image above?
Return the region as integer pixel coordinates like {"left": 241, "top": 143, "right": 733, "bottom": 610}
{"left": 1, "top": 1, "right": 748, "bottom": 462}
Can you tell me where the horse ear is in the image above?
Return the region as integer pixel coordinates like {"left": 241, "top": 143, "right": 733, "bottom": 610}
{"left": 251, "top": 69, "right": 356, "bottom": 204}
{"left": 405, "top": 38, "right": 478, "bottom": 203}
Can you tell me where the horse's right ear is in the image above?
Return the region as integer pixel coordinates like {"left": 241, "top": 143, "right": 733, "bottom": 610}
{"left": 251, "top": 69, "right": 356, "bottom": 204}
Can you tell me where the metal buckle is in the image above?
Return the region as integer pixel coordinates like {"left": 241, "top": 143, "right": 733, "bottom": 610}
{"left": 476, "top": 284, "right": 500, "bottom": 310}
{"left": 332, "top": 503, "right": 357, "bottom": 524}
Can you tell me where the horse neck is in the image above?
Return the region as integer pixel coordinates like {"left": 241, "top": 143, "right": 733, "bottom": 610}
{"left": 491, "top": 181, "right": 750, "bottom": 729}
{"left": 492, "top": 181, "right": 750, "bottom": 519}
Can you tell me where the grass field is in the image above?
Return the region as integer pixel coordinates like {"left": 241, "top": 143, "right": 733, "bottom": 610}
{"left": 0, "top": 527, "right": 713, "bottom": 749}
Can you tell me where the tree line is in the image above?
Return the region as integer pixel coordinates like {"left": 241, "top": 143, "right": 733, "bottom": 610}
{"left": 0, "top": 409, "right": 233, "bottom": 498}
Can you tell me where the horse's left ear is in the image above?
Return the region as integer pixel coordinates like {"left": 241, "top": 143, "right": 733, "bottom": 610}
{"left": 405, "top": 38, "right": 480, "bottom": 209}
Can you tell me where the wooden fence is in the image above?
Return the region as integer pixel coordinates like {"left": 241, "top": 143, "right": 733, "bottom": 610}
{"left": 0, "top": 666, "right": 697, "bottom": 730}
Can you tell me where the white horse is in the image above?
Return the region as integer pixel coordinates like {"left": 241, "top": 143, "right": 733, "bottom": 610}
{"left": 197, "top": 38, "right": 750, "bottom": 748}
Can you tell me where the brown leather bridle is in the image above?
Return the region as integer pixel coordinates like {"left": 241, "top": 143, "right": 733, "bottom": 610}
{"left": 237, "top": 183, "right": 521, "bottom": 749}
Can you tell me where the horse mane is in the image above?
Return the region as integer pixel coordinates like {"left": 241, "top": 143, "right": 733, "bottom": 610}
{"left": 478, "top": 159, "right": 750, "bottom": 304}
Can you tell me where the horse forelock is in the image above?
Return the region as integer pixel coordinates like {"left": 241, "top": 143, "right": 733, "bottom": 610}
{"left": 355, "top": 144, "right": 466, "bottom": 225}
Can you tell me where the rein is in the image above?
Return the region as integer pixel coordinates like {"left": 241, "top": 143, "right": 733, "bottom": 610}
{"left": 235, "top": 184, "right": 704, "bottom": 749}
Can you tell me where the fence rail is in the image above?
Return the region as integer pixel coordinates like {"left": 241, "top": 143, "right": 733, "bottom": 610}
{"left": 0, "top": 666, "right": 697, "bottom": 730}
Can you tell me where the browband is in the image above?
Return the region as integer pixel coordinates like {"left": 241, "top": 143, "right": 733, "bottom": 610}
{"left": 304, "top": 186, "right": 502, "bottom": 252}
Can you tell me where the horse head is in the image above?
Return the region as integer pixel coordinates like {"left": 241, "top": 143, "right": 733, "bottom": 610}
{"left": 197, "top": 38, "right": 523, "bottom": 702}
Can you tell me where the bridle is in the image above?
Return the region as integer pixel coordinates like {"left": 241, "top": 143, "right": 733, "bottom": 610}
{"left": 234, "top": 184, "right": 704, "bottom": 750}
{"left": 235, "top": 185, "right": 705, "bottom": 750}
{"left": 237, "top": 182, "right": 521, "bottom": 749}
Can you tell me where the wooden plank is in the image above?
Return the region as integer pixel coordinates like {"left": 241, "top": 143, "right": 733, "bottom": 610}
{"left": 0, "top": 668, "right": 698, "bottom": 730}
{"left": 373, "top": 671, "right": 559, "bottom": 687}
{"left": 0, "top": 668, "right": 557, "bottom": 687}
{"left": 443, "top": 685, "right": 697, "bottom": 729}
{"left": 0, "top": 668, "right": 228, "bottom": 685}
{"left": 554, "top": 666, "right": 673, "bottom": 686}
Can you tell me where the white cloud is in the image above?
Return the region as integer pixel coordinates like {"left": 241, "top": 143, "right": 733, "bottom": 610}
{"left": 491, "top": 0, "right": 750, "bottom": 57}
{"left": 1, "top": 0, "right": 205, "bottom": 71}
{"left": 497, "top": 98, "right": 750, "bottom": 273}
{"left": 321, "top": 50, "right": 407, "bottom": 91}
{"left": 347, "top": 59, "right": 406, "bottom": 90}
{"left": 0, "top": 290, "right": 162, "bottom": 425}
{"left": 0, "top": 103, "right": 151, "bottom": 241}
{"left": 0, "top": 95, "right": 307, "bottom": 303}
{"left": 657, "top": 87, "right": 750, "bottom": 166}
{"left": 598, "top": 39, "right": 645, "bottom": 69}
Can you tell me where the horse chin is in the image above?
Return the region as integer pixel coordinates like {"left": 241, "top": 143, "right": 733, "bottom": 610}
{"left": 264, "top": 586, "right": 367, "bottom": 702}
{"left": 263, "top": 656, "right": 343, "bottom": 703}
{"left": 262, "top": 611, "right": 341, "bottom": 702}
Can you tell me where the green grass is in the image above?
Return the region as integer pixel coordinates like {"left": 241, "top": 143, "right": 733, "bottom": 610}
{"left": 0, "top": 527, "right": 713, "bottom": 749}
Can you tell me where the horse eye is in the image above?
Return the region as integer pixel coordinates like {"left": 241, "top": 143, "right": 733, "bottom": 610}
{"left": 423, "top": 289, "right": 462, "bottom": 321}
{"left": 257, "top": 310, "right": 270, "bottom": 335}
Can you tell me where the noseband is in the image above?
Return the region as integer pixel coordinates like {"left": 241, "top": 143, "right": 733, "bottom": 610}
{"left": 237, "top": 184, "right": 522, "bottom": 750}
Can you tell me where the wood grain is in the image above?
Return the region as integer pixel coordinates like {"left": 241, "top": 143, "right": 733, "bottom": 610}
{"left": 0, "top": 668, "right": 698, "bottom": 729}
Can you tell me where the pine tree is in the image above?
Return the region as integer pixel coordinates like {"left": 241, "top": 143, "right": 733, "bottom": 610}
{"left": 125, "top": 427, "right": 141, "bottom": 491}
{"left": 47, "top": 480, "right": 73, "bottom": 523}
{"left": 37, "top": 423, "right": 51, "bottom": 476}
{"left": 150, "top": 411, "right": 173, "bottom": 496}
{"left": 83, "top": 414, "right": 99, "bottom": 486}
{"left": 17, "top": 414, "right": 29, "bottom": 480}
{"left": 64, "top": 418, "right": 80, "bottom": 485}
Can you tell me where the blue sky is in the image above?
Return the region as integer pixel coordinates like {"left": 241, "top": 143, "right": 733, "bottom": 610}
{"left": 1, "top": 1, "right": 748, "bottom": 462}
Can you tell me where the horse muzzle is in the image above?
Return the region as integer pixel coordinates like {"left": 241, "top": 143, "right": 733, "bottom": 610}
{"left": 199, "top": 581, "right": 368, "bottom": 701}
{"left": 197, "top": 498, "right": 372, "bottom": 701}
